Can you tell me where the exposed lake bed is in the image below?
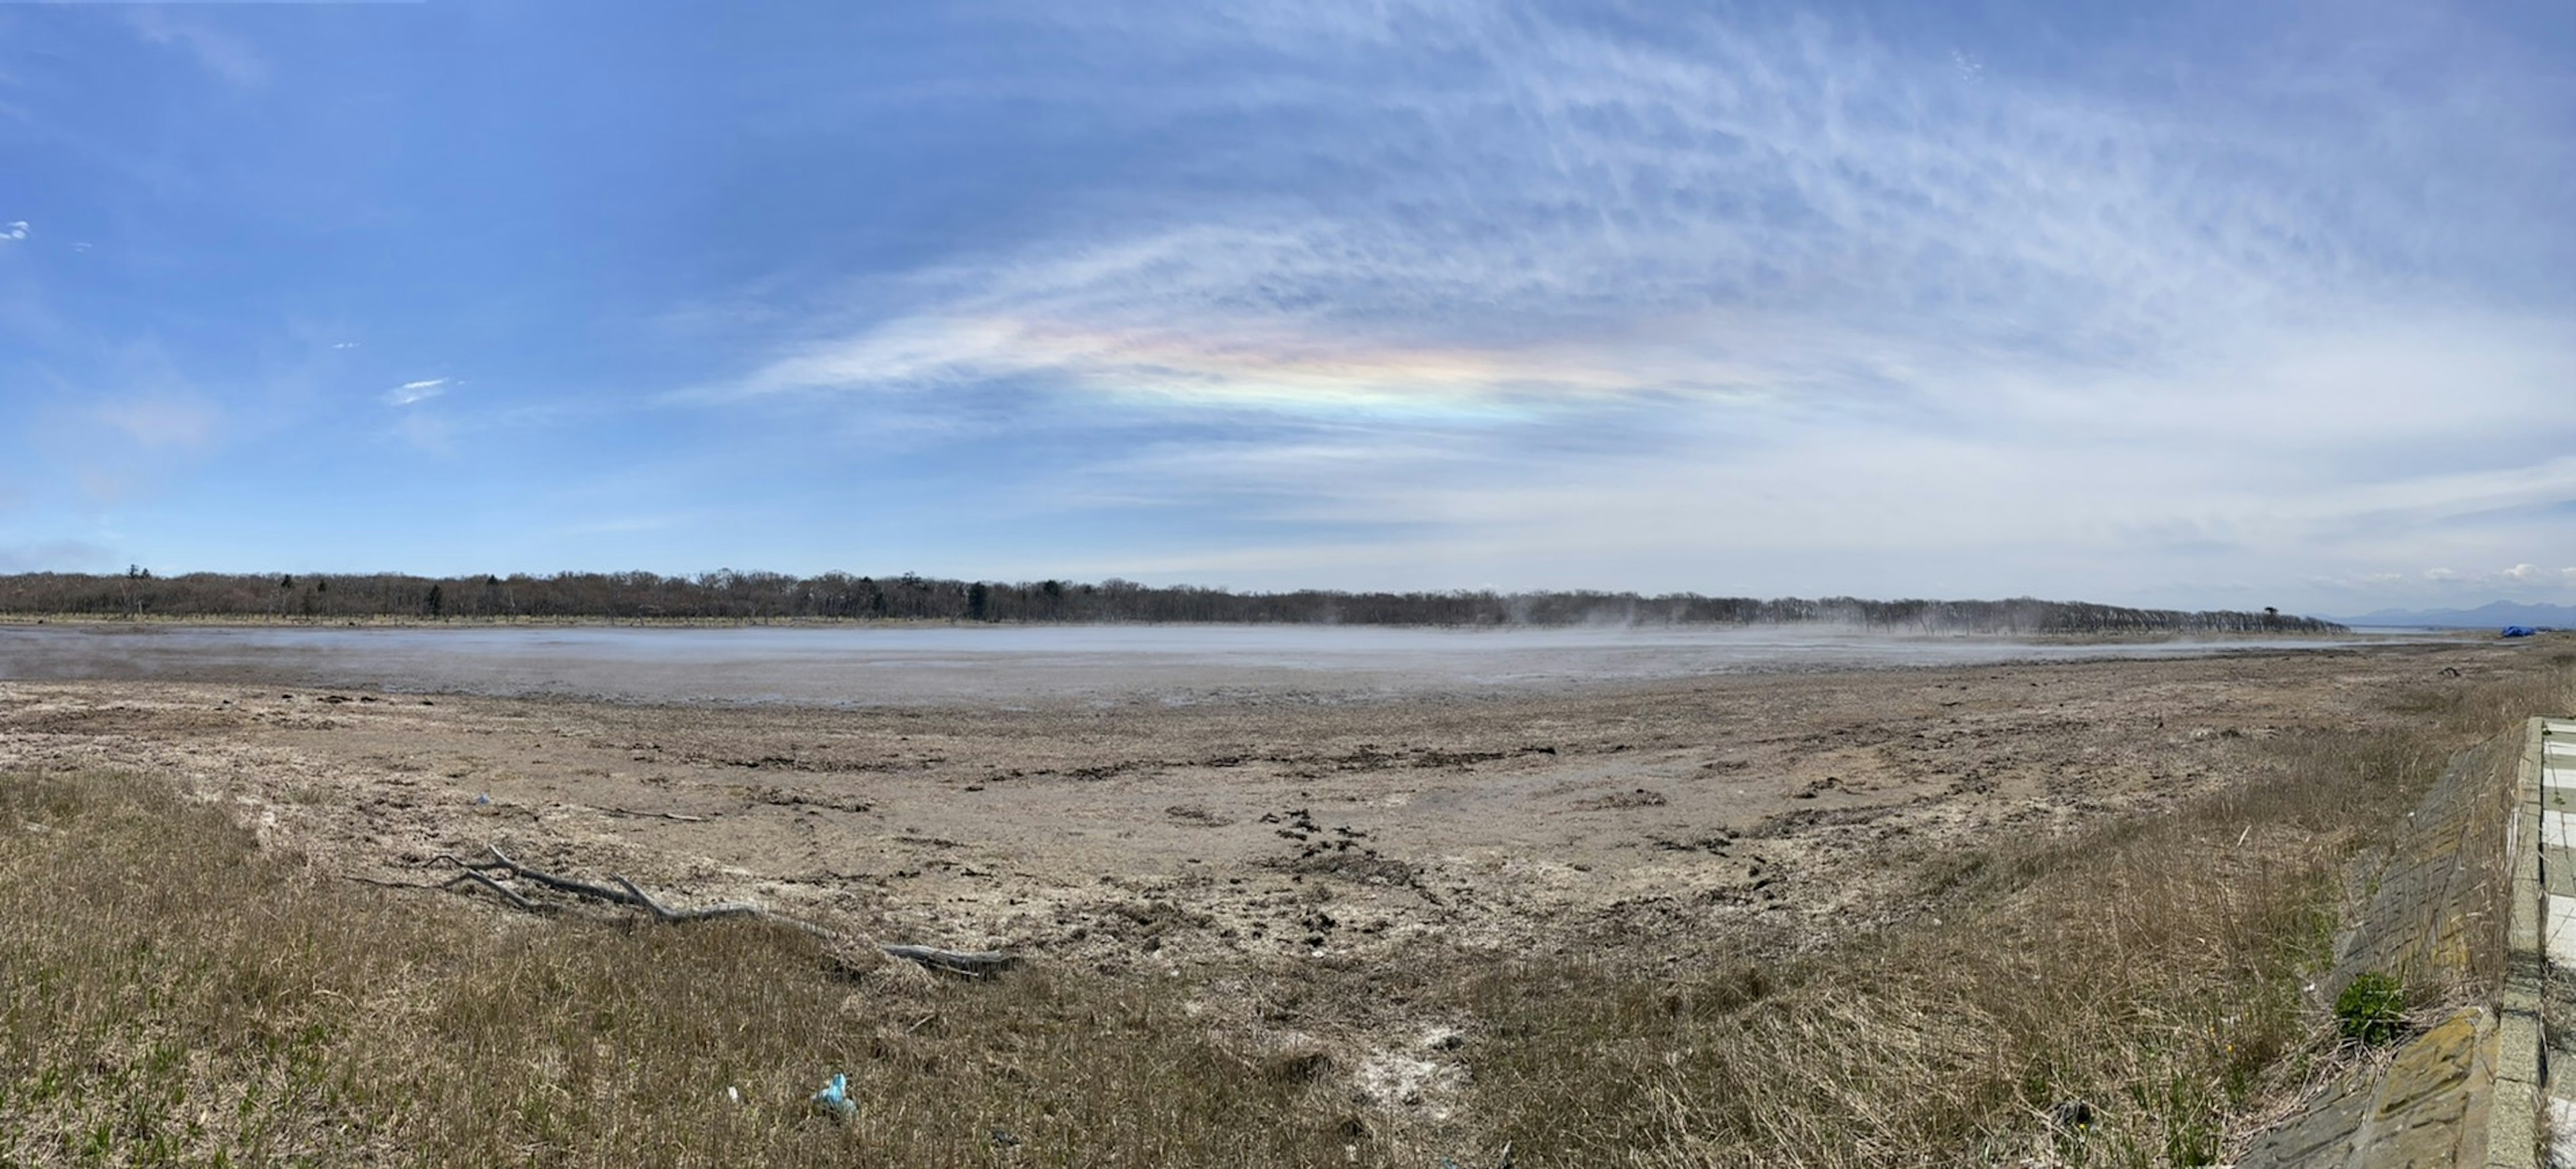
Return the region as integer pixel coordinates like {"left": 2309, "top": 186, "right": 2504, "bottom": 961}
{"left": 0, "top": 620, "right": 2435, "bottom": 705}
{"left": 0, "top": 623, "right": 2536, "bottom": 1149}
{"left": 0, "top": 625, "right": 2511, "bottom": 974}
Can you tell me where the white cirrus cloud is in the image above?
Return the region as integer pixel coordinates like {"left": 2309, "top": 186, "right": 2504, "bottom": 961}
{"left": 691, "top": 0, "right": 2575, "bottom": 608}
{"left": 1, "top": 221, "right": 25, "bottom": 242}
{"left": 385, "top": 378, "right": 448, "bottom": 406}
{"left": 721, "top": 3, "right": 2570, "bottom": 418}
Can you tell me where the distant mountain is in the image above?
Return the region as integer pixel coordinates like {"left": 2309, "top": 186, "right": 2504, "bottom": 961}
{"left": 2338, "top": 600, "right": 2576, "bottom": 629}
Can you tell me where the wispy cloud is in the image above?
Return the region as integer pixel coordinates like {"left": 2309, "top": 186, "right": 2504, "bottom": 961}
{"left": 727, "top": 3, "right": 2555, "bottom": 415}
{"left": 694, "top": 1, "right": 2575, "bottom": 605}
{"left": 385, "top": 378, "right": 447, "bottom": 405}
{"left": 1, "top": 221, "right": 24, "bottom": 242}
{"left": 19, "top": 0, "right": 2560, "bottom": 606}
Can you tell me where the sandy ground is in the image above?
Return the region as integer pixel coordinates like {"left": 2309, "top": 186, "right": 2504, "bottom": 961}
{"left": 6, "top": 633, "right": 2551, "bottom": 1120}
{"left": 0, "top": 636, "right": 2530, "bottom": 974}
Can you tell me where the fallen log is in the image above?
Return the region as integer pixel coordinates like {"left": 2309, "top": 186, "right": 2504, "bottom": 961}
{"left": 426, "top": 846, "right": 1014, "bottom": 976}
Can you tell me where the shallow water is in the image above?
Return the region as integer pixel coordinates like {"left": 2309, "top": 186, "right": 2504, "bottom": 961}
{"left": 0, "top": 623, "right": 2418, "bottom": 706}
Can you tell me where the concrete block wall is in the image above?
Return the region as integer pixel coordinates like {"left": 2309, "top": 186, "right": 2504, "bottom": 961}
{"left": 2237, "top": 721, "right": 2546, "bottom": 1168}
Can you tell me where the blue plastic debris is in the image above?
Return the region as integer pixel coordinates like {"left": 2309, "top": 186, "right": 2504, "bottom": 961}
{"left": 2504, "top": 625, "right": 2538, "bottom": 638}
{"left": 473, "top": 794, "right": 492, "bottom": 805}
{"left": 811, "top": 1072, "right": 854, "bottom": 1119}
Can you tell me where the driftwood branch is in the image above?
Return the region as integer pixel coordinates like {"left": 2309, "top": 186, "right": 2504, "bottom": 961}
{"left": 612, "top": 874, "right": 762, "bottom": 923}
{"left": 423, "top": 846, "right": 1013, "bottom": 975}
{"left": 440, "top": 868, "right": 537, "bottom": 913}
{"left": 437, "top": 846, "right": 644, "bottom": 907}
{"left": 878, "top": 944, "right": 1017, "bottom": 977}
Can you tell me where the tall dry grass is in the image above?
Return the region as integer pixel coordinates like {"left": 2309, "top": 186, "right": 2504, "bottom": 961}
{"left": 0, "top": 772, "right": 1371, "bottom": 1167}
{"left": 1457, "top": 658, "right": 2573, "bottom": 1168}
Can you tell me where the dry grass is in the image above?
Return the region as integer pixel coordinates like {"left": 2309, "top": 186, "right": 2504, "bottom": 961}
{"left": 1, "top": 656, "right": 2567, "bottom": 1167}
{"left": 1454, "top": 661, "right": 2573, "bottom": 1168}
{"left": 1460, "top": 743, "right": 2368, "bottom": 1167}
{"left": 0, "top": 772, "right": 1371, "bottom": 1167}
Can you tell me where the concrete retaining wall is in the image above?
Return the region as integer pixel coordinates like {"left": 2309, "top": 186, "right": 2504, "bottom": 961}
{"left": 2235, "top": 722, "right": 2544, "bottom": 1168}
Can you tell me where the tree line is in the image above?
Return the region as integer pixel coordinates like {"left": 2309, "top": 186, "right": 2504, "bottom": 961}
{"left": 0, "top": 568, "right": 2346, "bottom": 634}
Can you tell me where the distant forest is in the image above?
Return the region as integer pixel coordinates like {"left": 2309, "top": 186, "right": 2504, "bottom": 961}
{"left": 0, "top": 569, "right": 2346, "bottom": 635}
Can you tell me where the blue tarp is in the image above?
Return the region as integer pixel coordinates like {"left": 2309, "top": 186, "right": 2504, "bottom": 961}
{"left": 2502, "top": 625, "right": 2538, "bottom": 638}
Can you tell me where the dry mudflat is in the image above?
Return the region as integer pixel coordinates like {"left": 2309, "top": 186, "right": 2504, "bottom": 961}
{"left": 0, "top": 633, "right": 2521, "bottom": 984}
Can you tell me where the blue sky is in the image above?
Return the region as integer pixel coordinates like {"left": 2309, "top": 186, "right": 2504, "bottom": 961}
{"left": 3, "top": 0, "right": 2572, "bottom": 613}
